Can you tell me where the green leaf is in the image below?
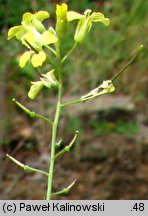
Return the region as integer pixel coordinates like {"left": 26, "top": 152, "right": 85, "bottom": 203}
{"left": 28, "top": 81, "right": 43, "bottom": 100}
{"left": 91, "top": 12, "right": 110, "bottom": 26}
{"left": 8, "top": 26, "right": 22, "bottom": 40}
{"left": 67, "top": 11, "right": 83, "bottom": 21}
{"left": 22, "top": 12, "right": 34, "bottom": 24}
{"left": 31, "top": 51, "right": 46, "bottom": 68}
{"left": 40, "top": 31, "right": 58, "bottom": 45}
{"left": 19, "top": 51, "right": 31, "bottom": 68}
{"left": 35, "top": 11, "right": 50, "bottom": 22}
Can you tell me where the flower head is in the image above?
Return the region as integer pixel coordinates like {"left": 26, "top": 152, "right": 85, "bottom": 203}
{"left": 28, "top": 70, "right": 59, "bottom": 99}
{"left": 8, "top": 11, "right": 58, "bottom": 68}
{"left": 19, "top": 30, "right": 58, "bottom": 68}
{"left": 67, "top": 9, "right": 110, "bottom": 43}
{"left": 8, "top": 11, "right": 50, "bottom": 41}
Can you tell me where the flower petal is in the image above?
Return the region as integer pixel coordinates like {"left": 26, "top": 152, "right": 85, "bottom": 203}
{"left": 90, "top": 12, "right": 110, "bottom": 26}
{"left": 31, "top": 51, "right": 46, "bottom": 68}
{"left": 35, "top": 11, "right": 50, "bottom": 22}
{"left": 67, "top": 11, "right": 83, "bottom": 21}
{"left": 28, "top": 81, "right": 43, "bottom": 100}
{"left": 22, "top": 12, "right": 34, "bottom": 24}
{"left": 8, "top": 26, "right": 23, "bottom": 40}
{"left": 22, "top": 30, "right": 40, "bottom": 49}
{"left": 40, "top": 31, "right": 58, "bottom": 45}
{"left": 25, "top": 31, "right": 36, "bottom": 44}
{"left": 19, "top": 51, "right": 31, "bottom": 68}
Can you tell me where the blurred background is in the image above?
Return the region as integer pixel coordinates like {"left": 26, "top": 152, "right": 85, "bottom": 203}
{"left": 0, "top": 0, "right": 148, "bottom": 199}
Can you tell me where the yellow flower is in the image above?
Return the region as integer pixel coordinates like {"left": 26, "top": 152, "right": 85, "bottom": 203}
{"left": 55, "top": 3, "right": 68, "bottom": 39}
{"left": 8, "top": 11, "right": 50, "bottom": 41}
{"left": 28, "top": 70, "right": 58, "bottom": 99}
{"left": 56, "top": 3, "right": 67, "bottom": 20}
{"left": 19, "top": 30, "right": 58, "bottom": 68}
{"left": 8, "top": 11, "right": 58, "bottom": 68}
{"left": 67, "top": 9, "right": 110, "bottom": 43}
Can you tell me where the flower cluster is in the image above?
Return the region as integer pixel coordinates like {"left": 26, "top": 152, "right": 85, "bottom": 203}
{"left": 8, "top": 3, "right": 110, "bottom": 99}
{"left": 8, "top": 3, "right": 109, "bottom": 68}
{"left": 8, "top": 11, "right": 58, "bottom": 68}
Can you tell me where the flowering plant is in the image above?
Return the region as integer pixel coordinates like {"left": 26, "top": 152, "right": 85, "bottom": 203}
{"left": 7, "top": 3, "right": 143, "bottom": 200}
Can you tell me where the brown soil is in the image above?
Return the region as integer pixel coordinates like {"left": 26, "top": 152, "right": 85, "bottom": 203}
{"left": 1, "top": 126, "right": 148, "bottom": 200}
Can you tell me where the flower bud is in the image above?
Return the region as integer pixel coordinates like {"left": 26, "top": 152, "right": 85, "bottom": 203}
{"left": 55, "top": 3, "right": 68, "bottom": 39}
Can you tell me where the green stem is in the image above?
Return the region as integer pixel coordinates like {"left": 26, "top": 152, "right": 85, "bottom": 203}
{"left": 62, "top": 43, "right": 77, "bottom": 63}
{"left": 61, "top": 98, "right": 83, "bottom": 107}
{"left": 46, "top": 41, "right": 62, "bottom": 200}
{"left": 45, "top": 45, "right": 57, "bottom": 56}
{"left": 54, "top": 131, "right": 79, "bottom": 160}
{"left": 52, "top": 178, "right": 77, "bottom": 196}
{"left": 6, "top": 154, "right": 49, "bottom": 176}
{"left": 112, "top": 44, "right": 143, "bottom": 82}
{"left": 13, "top": 98, "right": 53, "bottom": 126}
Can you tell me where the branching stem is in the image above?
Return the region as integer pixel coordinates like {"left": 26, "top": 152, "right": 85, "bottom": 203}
{"left": 61, "top": 98, "right": 83, "bottom": 107}
{"left": 13, "top": 98, "right": 53, "bottom": 126}
{"left": 45, "top": 45, "right": 57, "bottom": 56}
{"left": 6, "top": 154, "right": 49, "bottom": 176}
{"left": 54, "top": 131, "right": 79, "bottom": 159}
{"left": 62, "top": 43, "right": 77, "bottom": 63}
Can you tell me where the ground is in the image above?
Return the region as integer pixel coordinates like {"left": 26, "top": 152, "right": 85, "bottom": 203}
{"left": 0, "top": 95, "right": 148, "bottom": 200}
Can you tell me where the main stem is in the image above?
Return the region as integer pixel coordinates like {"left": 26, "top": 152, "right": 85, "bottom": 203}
{"left": 46, "top": 42, "right": 62, "bottom": 200}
